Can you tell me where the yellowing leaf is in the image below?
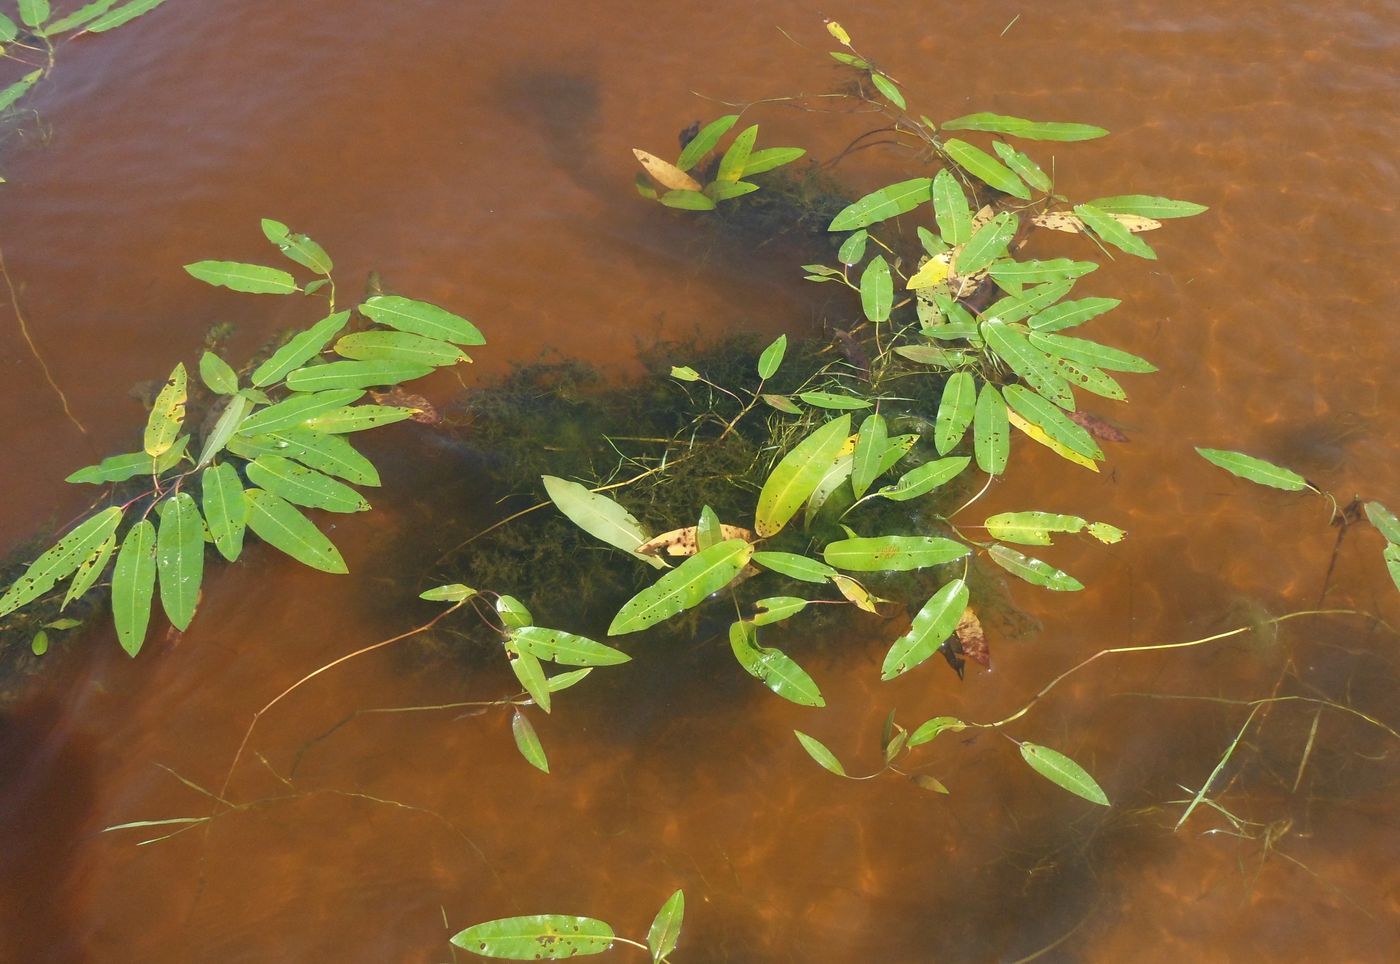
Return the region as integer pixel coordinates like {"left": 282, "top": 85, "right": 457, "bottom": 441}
{"left": 906, "top": 257, "right": 950, "bottom": 289}
{"left": 632, "top": 149, "right": 702, "bottom": 192}
{"left": 825, "top": 19, "right": 851, "bottom": 45}
{"left": 1007, "top": 409, "right": 1099, "bottom": 472}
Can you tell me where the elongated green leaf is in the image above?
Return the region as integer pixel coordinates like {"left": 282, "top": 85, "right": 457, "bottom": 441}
{"left": 196, "top": 393, "right": 253, "bottom": 468}
{"left": 753, "top": 596, "right": 809, "bottom": 626}
{"left": 334, "top": 330, "right": 468, "bottom": 367}
{"left": 87, "top": 0, "right": 168, "bottom": 32}
{"left": 837, "top": 230, "right": 869, "bottom": 266}
{"left": 870, "top": 71, "right": 904, "bottom": 108}
{"left": 982, "top": 320, "right": 1073, "bottom": 409}
{"left": 647, "top": 890, "right": 685, "bottom": 963}
{"left": 66, "top": 444, "right": 183, "bottom": 485}
{"left": 943, "top": 112, "right": 1107, "bottom": 142}
{"left": 547, "top": 668, "right": 592, "bottom": 692}
{"left": 18, "top": 0, "right": 48, "bottom": 29}
{"left": 974, "top": 382, "right": 1010, "bottom": 475}
{"left": 0, "top": 13, "right": 16, "bottom": 41}
{"left": 1384, "top": 543, "right": 1400, "bottom": 593}
{"left": 420, "top": 583, "right": 477, "bottom": 602}
{"left": 763, "top": 394, "right": 801, "bottom": 414}
{"left": 452, "top": 913, "right": 615, "bottom": 957}
{"left": 360, "top": 295, "right": 484, "bottom": 346}
{"left": 987, "top": 544, "right": 1083, "bottom": 591}
{"left": 143, "top": 363, "right": 187, "bottom": 457}
{"left": 716, "top": 123, "right": 757, "bottom": 182}
{"left": 1029, "top": 331, "right": 1155, "bottom": 373}
{"left": 751, "top": 334, "right": 787, "bottom": 381}
{"left": 677, "top": 114, "right": 737, "bottom": 171}
{"left": 1003, "top": 385, "right": 1102, "bottom": 460}
{"left": 199, "top": 351, "right": 238, "bottom": 395}
{"left": 1054, "top": 358, "right": 1125, "bottom": 400}
{"left": 609, "top": 539, "right": 753, "bottom": 635}
{"left": 511, "top": 626, "right": 630, "bottom": 667}
{"left": 201, "top": 463, "right": 246, "bottom": 562}
{"left": 62, "top": 532, "right": 116, "bottom": 609}
{"left": 956, "top": 212, "right": 1018, "bottom": 276}
{"left": 874, "top": 433, "right": 918, "bottom": 476}
{"left": 509, "top": 652, "right": 551, "bottom": 713}
{"left": 247, "top": 455, "right": 369, "bottom": 513}
{"left": 184, "top": 260, "right": 297, "bottom": 295}
{"left": 1365, "top": 502, "right": 1400, "bottom": 544}
{"left": 728, "top": 621, "right": 824, "bottom": 706}
{"left": 986, "top": 279, "right": 1075, "bottom": 324}
{"left": 851, "top": 414, "right": 888, "bottom": 499}
{"left": 111, "top": 519, "right": 155, "bottom": 656}
{"left": 660, "top": 189, "right": 716, "bottom": 210}
{"left": 301, "top": 404, "right": 416, "bottom": 433}
{"left": 942, "top": 139, "right": 1030, "bottom": 200}
{"left": 1086, "top": 522, "right": 1126, "bottom": 544}
{"left": 710, "top": 180, "right": 761, "bottom": 204}
{"left": 285, "top": 358, "right": 433, "bottom": 392}
{"left": 0, "top": 69, "right": 41, "bottom": 113}
{"left": 1020, "top": 742, "right": 1110, "bottom": 805}
{"left": 742, "top": 146, "right": 804, "bottom": 176}
{"left": 794, "top": 730, "right": 848, "bottom": 777}
{"left": 260, "top": 218, "right": 332, "bottom": 274}
{"left": 828, "top": 177, "right": 932, "bottom": 232}
{"left": 985, "top": 511, "right": 1086, "bottom": 546}
{"left": 496, "top": 595, "right": 533, "bottom": 630}
{"left": 1194, "top": 448, "right": 1308, "bottom": 492}
{"left": 875, "top": 456, "right": 969, "bottom": 502}
{"left": 695, "top": 505, "right": 722, "bottom": 553}
{"left": 798, "top": 392, "right": 869, "bottom": 410}
{"left": 803, "top": 448, "right": 853, "bottom": 527}
{"left": 755, "top": 415, "right": 851, "bottom": 537}
{"left": 510, "top": 710, "right": 550, "bottom": 774}
{"left": 1087, "top": 195, "right": 1207, "bottom": 219}
{"left": 156, "top": 493, "right": 203, "bottom": 631}
{"left": 824, "top": 536, "right": 968, "bottom": 572}
{"left": 935, "top": 371, "right": 976, "bottom": 454}
{"left": 751, "top": 551, "right": 836, "bottom": 584}
{"left": 43, "top": 0, "right": 117, "bottom": 32}
{"left": 990, "top": 258, "right": 1097, "bottom": 288}
{"left": 1029, "top": 296, "right": 1121, "bottom": 332}
{"left": 237, "top": 388, "right": 362, "bottom": 436}
{"left": 881, "top": 578, "right": 968, "bottom": 679}
{"left": 859, "top": 256, "right": 893, "bottom": 323}
{"left": 1074, "top": 203, "right": 1157, "bottom": 260}
{"left": 250, "top": 311, "right": 351, "bottom": 387}
{"left": 243, "top": 488, "right": 348, "bottom": 573}
{"left": 541, "top": 475, "right": 665, "bottom": 569}
{"left": 908, "top": 716, "right": 967, "bottom": 747}
{"left": 0, "top": 507, "right": 123, "bottom": 618}
{"left": 992, "top": 140, "right": 1051, "bottom": 192}
{"left": 930, "top": 169, "right": 970, "bottom": 245}
{"left": 229, "top": 429, "right": 380, "bottom": 486}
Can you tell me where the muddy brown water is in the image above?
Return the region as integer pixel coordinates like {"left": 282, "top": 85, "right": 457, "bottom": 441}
{"left": 1, "top": 1, "right": 1397, "bottom": 961}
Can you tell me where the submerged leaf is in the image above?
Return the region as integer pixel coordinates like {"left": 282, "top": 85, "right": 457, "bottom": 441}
{"left": 1195, "top": 448, "right": 1309, "bottom": 492}
{"left": 676, "top": 114, "right": 737, "bottom": 171}
{"left": 509, "top": 711, "right": 550, "bottom": 775}
{"left": 794, "top": 731, "right": 848, "bottom": 777}
{"left": 542, "top": 476, "right": 665, "bottom": 569}
{"left": 1019, "top": 742, "right": 1110, "bottom": 805}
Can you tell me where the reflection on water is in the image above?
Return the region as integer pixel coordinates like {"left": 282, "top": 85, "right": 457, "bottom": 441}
{"left": 0, "top": 0, "right": 1397, "bottom": 961}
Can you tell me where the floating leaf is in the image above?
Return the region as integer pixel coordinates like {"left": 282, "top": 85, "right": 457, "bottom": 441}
{"left": 62, "top": 532, "right": 117, "bottom": 609}
{"left": 250, "top": 311, "right": 352, "bottom": 387}
{"left": 608, "top": 539, "right": 753, "bottom": 635}
{"left": 453, "top": 913, "right": 614, "bottom": 958}
{"left": 633, "top": 148, "right": 702, "bottom": 192}
{"left": 881, "top": 579, "right": 969, "bottom": 679}
{"left": 285, "top": 359, "right": 432, "bottom": 392}
{"left": 729, "top": 621, "right": 824, "bottom": 706}
{"left": 696, "top": 505, "right": 722, "bottom": 552}
{"left": 155, "top": 494, "right": 203, "bottom": 632}
{"left": 859, "top": 256, "right": 893, "bottom": 323}
{"left": 987, "top": 544, "right": 1083, "bottom": 591}
{"left": 86, "top": 0, "right": 168, "bottom": 32}
{"left": 143, "top": 363, "right": 187, "bottom": 457}
{"left": 243, "top": 489, "right": 347, "bottom": 573}
{"left": 956, "top": 212, "right": 1018, "bottom": 276}
{"left": 870, "top": 72, "right": 904, "bottom": 108}
{"left": 1086, "top": 522, "right": 1126, "bottom": 544}
{"left": 0, "top": 12, "right": 19, "bottom": 41}
{"left": 828, "top": 177, "right": 932, "bottom": 232}
{"left": 66, "top": 442, "right": 187, "bottom": 485}
{"left": 495, "top": 594, "right": 533, "bottom": 630}
{"left": 974, "top": 382, "right": 1010, "bottom": 475}
{"left": 1086, "top": 194, "right": 1207, "bottom": 219}
{"left": 111, "top": 519, "right": 155, "bottom": 656}
{"left": 260, "top": 217, "right": 332, "bottom": 274}
{"left": 510, "top": 711, "right": 550, "bottom": 775}
{"left": 1194, "top": 448, "right": 1308, "bottom": 492}
{"left": 198, "top": 351, "right": 238, "bottom": 395}
{"left": 942, "top": 112, "right": 1107, "bottom": 142}
{"left": 942, "top": 139, "right": 1029, "bottom": 200}
{"left": 757, "top": 334, "right": 787, "bottom": 380}
{"left": 0, "top": 69, "right": 41, "bottom": 113}
{"left": 716, "top": 124, "right": 758, "bottom": 183}
{"left": 246, "top": 455, "right": 369, "bottom": 513}
{"left": 237, "top": 388, "right": 363, "bottom": 436}
{"left": 992, "top": 140, "right": 1052, "bottom": 192}
{"left": 301, "top": 404, "right": 416, "bottom": 433}
{"left": 1364, "top": 502, "right": 1400, "bottom": 544}
{"left": 934, "top": 371, "right": 976, "bottom": 454}
{"left": 802, "top": 448, "right": 854, "bottom": 527}
{"left": 184, "top": 260, "right": 297, "bottom": 295}
{"left": 508, "top": 651, "right": 551, "bottom": 713}
{"left": 985, "top": 511, "right": 1087, "bottom": 546}
{"left": 1007, "top": 409, "right": 1099, "bottom": 471}
{"left": 419, "top": 584, "right": 477, "bottom": 602}
{"left": 753, "top": 596, "right": 809, "bottom": 626}
{"left": 906, "top": 257, "right": 950, "bottom": 289}
{"left": 798, "top": 392, "right": 870, "bottom": 410}
{"left": 335, "top": 330, "right": 468, "bottom": 367}
{"left": 908, "top": 716, "right": 967, "bottom": 747}
{"left": 875, "top": 456, "right": 970, "bottom": 502}
{"left": 1020, "top": 742, "right": 1110, "bottom": 805}
{"left": 676, "top": 114, "right": 737, "bottom": 171}
{"left": 18, "top": 0, "right": 49, "bottom": 29}
{"left": 511, "top": 626, "right": 630, "bottom": 667}
{"left": 0, "top": 507, "right": 123, "bottom": 618}
{"left": 824, "top": 536, "right": 968, "bottom": 572}
{"left": 831, "top": 574, "right": 879, "bottom": 613}
{"left": 647, "top": 890, "right": 685, "bottom": 964}
{"left": 754, "top": 415, "right": 851, "bottom": 537}
{"left": 986, "top": 279, "right": 1076, "bottom": 325}
{"left": 751, "top": 550, "right": 836, "bottom": 584}
{"left": 1384, "top": 544, "right": 1400, "bottom": 594}
{"left": 1074, "top": 203, "right": 1157, "bottom": 260}
{"left": 1003, "top": 385, "right": 1102, "bottom": 460}
{"left": 851, "top": 414, "right": 888, "bottom": 499}
{"left": 542, "top": 475, "right": 665, "bottom": 569}
{"left": 837, "top": 229, "right": 869, "bottom": 266}
{"left": 229, "top": 429, "right": 380, "bottom": 486}
{"left": 659, "top": 190, "right": 716, "bottom": 211}
{"left": 982, "top": 320, "right": 1073, "bottom": 409}
{"left": 794, "top": 731, "right": 847, "bottom": 777}
{"left": 990, "top": 258, "right": 1096, "bottom": 289}
{"left": 360, "top": 295, "right": 484, "bottom": 346}
{"left": 1029, "top": 331, "right": 1156, "bottom": 373}
{"left": 930, "top": 169, "right": 971, "bottom": 245}
{"left": 195, "top": 393, "right": 253, "bottom": 468}
{"left": 201, "top": 463, "right": 246, "bottom": 562}
{"left": 547, "top": 668, "right": 592, "bottom": 692}
{"left": 1054, "top": 358, "right": 1126, "bottom": 401}
{"left": 1028, "top": 296, "right": 1121, "bottom": 333}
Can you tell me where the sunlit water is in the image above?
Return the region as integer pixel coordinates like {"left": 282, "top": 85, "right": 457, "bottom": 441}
{"left": 0, "top": 1, "right": 1397, "bottom": 960}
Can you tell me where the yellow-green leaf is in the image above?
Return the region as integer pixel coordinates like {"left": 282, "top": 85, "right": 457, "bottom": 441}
{"left": 943, "top": 112, "right": 1108, "bottom": 142}
{"left": 755, "top": 415, "right": 851, "bottom": 536}
{"left": 828, "top": 178, "right": 932, "bottom": 232}
{"left": 881, "top": 578, "right": 968, "bottom": 679}
{"left": 974, "top": 382, "right": 1009, "bottom": 475}
{"left": 823, "top": 535, "right": 969, "bottom": 572}
{"left": 111, "top": 519, "right": 156, "bottom": 656}
{"left": 360, "top": 295, "right": 485, "bottom": 346}
{"left": 988, "top": 544, "right": 1083, "bottom": 591}
{"left": 1074, "top": 203, "right": 1157, "bottom": 260}
{"left": 246, "top": 455, "right": 369, "bottom": 513}
{"left": 510, "top": 711, "right": 550, "bottom": 774}
{"left": 156, "top": 492, "right": 203, "bottom": 631}
{"left": 143, "top": 363, "right": 187, "bottom": 457}
{"left": 201, "top": 463, "right": 246, "bottom": 562}
{"left": 1020, "top": 742, "right": 1110, "bottom": 805}
{"left": 942, "top": 139, "right": 1030, "bottom": 200}
{"left": 183, "top": 260, "right": 298, "bottom": 295}
{"left": 729, "top": 620, "right": 825, "bottom": 706}
{"left": 608, "top": 539, "right": 753, "bottom": 635}
{"left": 794, "top": 730, "right": 848, "bottom": 777}
{"left": 243, "top": 488, "right": 348, "bottom": 573}
{"left": 250, "top": 311, "right": 351, "bottom": 387}
{"left": 451, "top": 912, "right": 615, "bottom": 956}
{"left": 934, "top": 371, "right": 976, "bottom": 454}
{"left": 1194, "top": 448, "right": 1308, "bottom": 492}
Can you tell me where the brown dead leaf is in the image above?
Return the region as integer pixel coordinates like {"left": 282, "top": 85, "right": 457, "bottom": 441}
{"left": 1067, "top": 410, "right": 1129, "bottom": 443}
{"left": 954, "top": 608, "right": 989, "bottom": 668}
{"left": 632, "top": 149, "right": 702, "bottom": 192}
{"left": 636, "top": 524, "right": 755, "bottom": 558}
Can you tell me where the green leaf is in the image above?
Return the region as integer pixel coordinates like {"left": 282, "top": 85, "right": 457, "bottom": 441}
{"left": 1020, "top": 742, "right": 1110, "bottom": 805}
{"left": 985, "top": 511, "right": 1087, "bottom": 546}
{"left": 709, "top": 179, "right": 759, "bottom": 202}
{"left": 934, "top": 371, "right": 976, "bottom": 454}
{"left": 908, "top": 716, "right": 967, "bottom": 747}
{"left": 496, "top": 595, "right": 533, "bottom": 630}
{"left": 802, "top": 447, "right": 853, "bottom": 526}
{"left": 794, "top": 730, "right": 848, "bottom": 777}
{"left": 757, "top": 334, "right": 787, "bottom": 380}
{"left": 250, "top": 311, "right": 352, "bottom": 387}
{"left": 334, "top": 330, "right": 469, "bottom": 367}
{"left": 30, "top": 631, "right": 48, "bottom": 656}
{"left": 196, "top": 393, "right": 253, "bottom": 468}
{"left": 509, "top": 711, "right": 550, "bottom": 775}
{"left": 728, "top": 621, "right": 824, "bottom": 706}
{"left": 143, "top": 363, "right": 187, "bottom": 457}
{"left": 243, "top": 489, "right": 348, "bottom": 573}
{"left": 990, "top": 258, "right": 1096, "bottom": 289}
{"left": 942, "top": 139, "right": 1030, "bottom": 200}
{"left": 762, "top": 394, "right": 802, "bottom": 415}
{"left": 111, "top": 519, "right": 156, "bottom": 656}
{"left": 183, "top": 260, "right": 298, "bottom": 295}
{"left": 1029, "top": 296, "right": 1121, "bottom": 333}
{"left": 755, "top": 415, "right": 851, "bottom": 537}
{"left": 982, "top": 321, "right": 1073, "bottom": 409}
{"left": 237, "top": 388, "right": 363, "bottom": 436}
{"left": 1029, "top": 331, "right": 1156, "bottom": 373}
{"left": 824, "top": 536, "right": 969, "bottom": 572}
{"left": 608, "top": 539, "right": 753, "bottom": 635}
{"left": 419, "top": 583, "right": 477, "bottom": 602}
{"left": 360, "top": 295, "right": 484, "bottom": 346}
{"left": 547, "top": 668, "right": 592, "bottom": 692}
{"left": 1003, "top": 385, "right": 1102, "bottom": 460}
{"left": 301, "top": 404, "right": 416, "bottom": 433}
{"left": 798, "top": 392, "right": 870, "bottom": 410}
{"left": 753, "top": 596, "right": 809, "bottom": 626}
{"left": 1194, "top": 448, "right": 1308, "bottom": 492}
{"left": 0, "top": 13, "right": 18, "bottom": 41}
{"left": 659, "top": 190, "right": 716, "bottom": 210}
{"left": 930, "top": 169, "right": 972, "bottom": 245}
{"left": 452, "top": 913, "right": 617, "bottom": 957}
{"left": 974, "top": 382, "right": 1010, "bottom": 475}
{"left": 647, "top": 890, "right": 685, "bottom": 963}
{"left": 198, "top": 351, "right": 238, "bottom": 395}
{"left": 509, "top": 652, "right": 551, "bottom": 713}
{"left": 828, "top": 177, "right": 932, "bottom": 232}
{"left": 156, "top": 493, "right": 203, "bottom": 631}
{"left": 986, "top": 279, "right": 1076, "bottom": 325}
{"left": 677, "top": 114, "right": 737, "bottom": 171}
{"left": 917, "top": 225, "right": 948, "bottom": 257}
{"left": 510, "top": 626, "right": 630, "bottom": 667}
{"left": 260, "top": 218, "right": 333, "bottom": 274}
{"left": 18, "top": 0, "right": 49, "bottom": 29}
{"left": 199, "top": 463, "right": 248, "bottom": 564}
{"left": 541, "top": 475, "right": 665, "bottom": 569}
{"left": 955, "top": 212, "right": 1018, "bottom": 276}
{"left": 670, "top": 365, "right": 700, "bottom": 382}
{"left": 65, "top": 444, "right": 185, "bottom": 485}
{"left": 875, "top": 456, "right": 969, "bottom": 502}
{"left": 42, "top": 0, "right": 117, "bottom": 33}
{"left": 992, "top": 140, "right": 1052, "bottom": 192}
{"left": 0, "top": 507, "right": 123, "bottom": 618}
{"left": 86, "top": 0, "right": 168, "bottom": 32}
{"left": 837, "top": 229, "right": 869, "bottom": 266}
{"left": 1086, "top": 194, "right": 1207, "bottom": 219}
{"left": 1364, "top": 502, "right": 1400, "bottom": 544}
{"left": 1384, "top": 543, "right": 1400, "bottom": 594}
{"left": 742, "top": 146, "right": 805, "bottom": 176}
{"left": 0, "top": 70, "right": 41, "bottom": 113}
{"left": 869, "top": 72, "right": 904, "bottom": 108}
{"left": 1086, "top": 522, "right": 1126, "bottom": 544}
{"left": 1074, "top": 203, "right": 1157, "bottom": 260}
{"left": 228, "top": 429, "right": 380, "bottom": 486}
{"left": 716, "top": 124, "right": 758, "bottom": 182}
{"left": 829, "top": 51, "right": 867, "bottom": 67}
{"left": 943, "top": 112, "right": 1108, "bottom": 141}
{"left": 246, "top": 455, "right": 369, "bottom": 513}
{"left": 62, "top": 532, "right": 117, "bottom": 609}
{"left": 987, "top": 544, "right": 1083, "bottom": 591}
{"left": 859, "top": 255, "right": 893, "bottom": 322}
{"left": 285, "top": 359, "right": 433, "bottom": 392}
{"left": 851, "top": 413, "right": 888, "bottom": 499}
{"left": 1054, "top": 358, "right": 1125, "bottom": 401}
{"left": 881, "top": 578, "right": 969, "bottom": 679}
{"left": 751, "top": 551, "right": 836, "bottom": 584}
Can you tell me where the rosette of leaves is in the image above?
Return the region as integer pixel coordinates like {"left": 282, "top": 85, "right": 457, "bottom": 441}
{"left": 0, "top": 219, "right": 484, "bottom": 656}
